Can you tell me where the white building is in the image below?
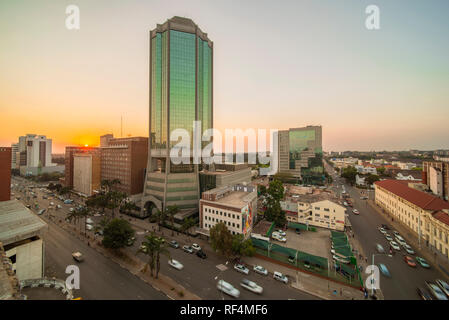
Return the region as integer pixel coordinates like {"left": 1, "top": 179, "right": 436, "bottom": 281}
{"left": 284, "top": 198, "right": 346, "bottom": 231}
{"left": 429, "top": 166, "right": 444, "bottom": 198}
{"left": 354, "top": 165, "right": 377, "bottom": 175}
{"left": 0, "top": 200, "right": 47, "bottom": 281}
{"left": 356, "top": 174, "right": 366, "bottom": 186}
{"left": 199, "top": 184, "right": 257, "bottom": 238}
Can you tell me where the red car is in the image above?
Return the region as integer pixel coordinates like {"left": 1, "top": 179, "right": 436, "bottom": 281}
{"left": 404, "top": 256, "right": 417, "bottom": 267}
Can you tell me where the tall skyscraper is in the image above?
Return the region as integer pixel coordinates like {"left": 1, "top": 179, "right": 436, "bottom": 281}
{"left": 142, "top": 16, "right": 213, "bottom": 215}
{"left": 278, "top": 126, "right": 324, "bottom": 185}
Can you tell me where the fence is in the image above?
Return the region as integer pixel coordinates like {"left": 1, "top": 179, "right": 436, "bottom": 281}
{"left": 251, "top": 236, "right": 361, "bottom": 287}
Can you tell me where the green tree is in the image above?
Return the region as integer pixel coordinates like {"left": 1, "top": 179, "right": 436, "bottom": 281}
{"left": 138, "top": 233, "right": 170, "bottom": 279}
{"left": 365, "top": 174, "right": 380, "bottom": 186}
{"left": 341, "top": 166, "right": 357, "bottom": 185}
{"left": 264, "top": 179, "right": 286, "bottom": 227}
{"left": 209, "top": 222, "right": 233, "bottom": 257}
{"left": 376, "top": 167, "right": 386, "bottom": 175}
{"left": 231, "top": 234, "right": 255, "bottom": 258}
{"left": 258, "top": 185, "right": 267, "bottom": 196}
{"left": 181, "top": 217, "right": 196, "bottom": 238}
{"left": 102, "top": 218, "right": 135, "bottom": 250}
{"left": 166, "top": 205, "right": 179, "bottom": 236}
{"left": 154, "top": 209, "right": 167, "bottom": 231}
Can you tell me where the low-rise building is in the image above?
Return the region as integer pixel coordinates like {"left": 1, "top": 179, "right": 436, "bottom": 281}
{"left": 0, "top": 147, "right": 12, "bottom": 201}
{"left": 0, "top": 200, "right": 47, "bottom": 281}
{"left": 374, "top": 180, "right": 449, "bottom": 258}
{"left": 282, "top": 192, "right": 346, "bottom": 231}
{"left": 199, "top": 184, "right": 257, "bottom": 238}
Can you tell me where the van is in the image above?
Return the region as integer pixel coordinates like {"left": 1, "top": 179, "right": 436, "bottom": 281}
{"left": 273, "top": 271, "right": 288, "bottom": 284}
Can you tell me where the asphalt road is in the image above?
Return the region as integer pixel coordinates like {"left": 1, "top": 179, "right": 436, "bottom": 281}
{"left": 12, "top": 177, "right": 316, "bottom": 300}
{"left": 11, "top": 177, "right": 167, "bottom": 300}
{"left": 324, "top": 162, "right": 448, "bottom": 300}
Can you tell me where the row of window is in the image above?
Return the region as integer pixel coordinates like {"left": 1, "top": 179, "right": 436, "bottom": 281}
{"left": 204, "top": 215, "right": 240, "bottom": 229}
{"left": 204, "top": 207, "right": 239, "bottom": 220}
{"left": 205, "top": 222, "right": 239, "bottom": 235}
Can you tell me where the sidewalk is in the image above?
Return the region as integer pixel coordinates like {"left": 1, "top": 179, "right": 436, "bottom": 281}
{"left": 367, "top": 199, "right": 449, "bottom": 279}
{"left": 243, "top": 255, "right": 365, "bottom": 300}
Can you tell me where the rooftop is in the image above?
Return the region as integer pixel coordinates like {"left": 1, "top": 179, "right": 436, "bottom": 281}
{"left": 375, "top": 180, "right": 449, "bottom": 212}
{"left": 0, "top": 200, "right": 47, "bottom": 246}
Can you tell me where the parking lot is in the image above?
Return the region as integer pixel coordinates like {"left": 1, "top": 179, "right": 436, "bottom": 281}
{"left": 275, "top": 227, "right": 332, "bottom": 261}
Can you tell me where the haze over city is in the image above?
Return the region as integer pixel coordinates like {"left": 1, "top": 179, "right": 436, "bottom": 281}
{"left": 1, "top": 0, "right": 449, "bottom": 152}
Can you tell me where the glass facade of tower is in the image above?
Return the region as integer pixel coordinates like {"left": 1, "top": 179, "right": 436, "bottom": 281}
{"left": 150, "top": 29, "right": 212, "bottom": 150}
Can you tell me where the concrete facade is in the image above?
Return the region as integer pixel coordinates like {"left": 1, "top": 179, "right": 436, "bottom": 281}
{"left": 16, "top": 134, "right": 55, "bottom": 174}
{"left": 199, "top": 184, "right": 257, "bottom": 238}
{"left": 64, "top": 146, "right": 98, "bottom": 188}
{"left": 375, "top": 180, "right": 449, "bottom": 259}
{"left": 100, "top": 136, "right": 148, "bottom": 195}
{"left": 73, "top": 152, "right": 101, "bottom": 196}
{"left": 423, "top": 161, "right": 449, "bottom": 201}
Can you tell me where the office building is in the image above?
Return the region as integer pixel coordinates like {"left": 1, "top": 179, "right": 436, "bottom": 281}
{"left": 278, "top": 126, "right": 324, "bottom": 184}
{"left": 0, "top": 200, "right": 47, "bottom": 281}
{"left": 142, "top": 16, "right": 213, "bottom": 215}
{"left": 423, "top": 161, "right": 449, "bottom": 201}
{"left": 10, "top": 144, "right": 18, "bottom": 169}
{"left": 199, "top": 184, "right": 257, "bottom": 238}
{"left": 73, "top": 151, "right": 101, "bottom": 197}
{"left": 199, "top": 163, "right": 252, "bottom": 195}
{"left": 64, "top": 146, "right": 98, "bottom": 188}
{"left": 100, "top": 135, "right": 148, "bottom": 196}
{"left": 15, "top": 134, "right": 63, "bottom": 176}
{"left": 374, "top": 180, "right": 449, "bottom": 258}
{"left": 0, "top": 147, "right": 12, "bottom": 201}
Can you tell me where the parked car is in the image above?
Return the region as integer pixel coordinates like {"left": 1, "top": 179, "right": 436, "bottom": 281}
{"left": 403, "top": 244, "right": 415, "bottom": 255}
{"left": 288, "top": 256, "right": 296, "bottom": 264}
{"left": 416, "top": 256, "right": 430, "bottom": 269}
{"left": 381, "top": 224, "right": 390, "bottom": 230}
{"left": 404, "top": 256, "right": 417, "bottom": 268}
{"left": 38, "top": 209, "right": 46, "bottom": 215}
{"left": 378, "top": 227, "right": 387, "bottom": 234}
{"left": 56, "top": 204, "right": 62, "bottom": 209}
{"left": 396, "top": 237, "right": 407, "bottom": 246}
{"left": 253, "top": 265, "right": 268, "bottom": 276}
{"left": 196, "top": 250, "right": 207, "bottom": 259}
{"left": 376, "top": 243, "right": 385, "bottom": 254}
{"left": 169, "top": 240, "right": 179, "bottom": 249}
{"left": 392, "top": 231, "right": 400, "bottom": 237}
{"left": 273, "top": 271, "right": 288, "bottom": 284}
{"left": 295, "top": 228, "right": 301, "bottom": 235}
{"left": 191, "top": 243, "right": 201, "bottom": 251}
{"left": 126, "top": 237, "right": 135, "bottom": 246}
{"left": 86, "top": 218, "right": 94, "bottom": 224}
{"left": 240, "top": 279, "right": 263, "bottom": 294}
{"left": 168, "top": 259, "right": 184, "bottom": 270}
{"left": 276, "top": 229, "right": 286, "bottom": 237}
{"left": 217, "top": 280, "right": 240, "bottom": 298}
{"left": 86, "top": 224, "right": 94, "bottom": 231}
{"left": 72, "top": 251, "right": 84, "bottom": 262}
{"left": 378, "top": 263, "right": 391, "bottom": 277}
{"left": 426, "top": 281, "right": 448, "bottom": 300}
{"left": 49, "top": 202, "right": 55, "bottom": 206}
{"left": 182, "top": 245, "right": 194, "bottom": 254}
{"left": 234, "top": 264, "right": 250, "bottom": 275}
{"left": 352, "top": 209, "right": 359, "bottom": 215}
{"left": 436, "top": 279, "right": 449, "bottom": 297}
{"left": 333, "top": 255, "right": 350, "bottom": 264}
{"left": 140, "top": 244, "right": 148, "bottom": 254}
{"left": 417, "top": 287, "right": 433, "bottom": 300}
{"left": 385, "top": 234, "right": 393, "bottom": 241}
{"left": 390, "top": 241, "right": 401, "bottom": 251}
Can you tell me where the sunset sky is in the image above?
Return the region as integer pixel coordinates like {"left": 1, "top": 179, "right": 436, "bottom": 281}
{"left": 1, "top": 0, "right": 448, "bottom": 153}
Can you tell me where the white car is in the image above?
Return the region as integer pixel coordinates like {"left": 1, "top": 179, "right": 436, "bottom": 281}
{"left": 168, "top": 259, "right": 184, "bottom": 270}
{"left": 191, "top": 243, "right": 201, "bottom": 251}
{"left": 86, "top": 224, "right": 94, "bottom": 231}
{"left": 403, "top": 244, "right": 415, "bottom": 255}
{"left": 385, "top": 234, "right": 393, "bottom": 241}
{"left": 352, "top": 209, "right": 359, "bottom": 215}
{"left": 50, "top": 202, "right": 55, "bottom": 206}
{"left": 240, "top": 279, "right": 263, "bottom": 294}
{"left": 397, "top": 238, "right": 407, "bottom": 246}
{"left": 378, "top": 227, "right": 387, "bottom": 234}
{"left": 390, "top": 241, "right": 401, "bottom": 251}
{"left": 234, "top": 264, "right": 250, "bottom": 275}
{"left": 253, "top": 265, "right": 268, "bottom": 276}
{"left": 273, "top": 271, "right": 288, "bottom": 284}
{"left": 276, "top": 230, "right": 286, "bottom": 237}
{"left": 217, "top": 280, "right": 240, "bottom": 298}
{"left": 333, "top": 255, "right": 350, "bottom": 264}
{"left": 86, "top": 218, "right": 94, "bottom": 224}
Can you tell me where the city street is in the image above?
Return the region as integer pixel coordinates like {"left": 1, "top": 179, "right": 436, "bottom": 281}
{"left": 11, "top": 177, "right": 167, "bottom": 300}
{"left": 11, "top": 176, "right": 317, "bottom": 300}
{"left": 324, "top": 162, "right": 449, "bottom": 300}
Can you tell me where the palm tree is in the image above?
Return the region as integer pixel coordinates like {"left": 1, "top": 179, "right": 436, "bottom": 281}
{"left": 154, "top": 209, "right": 167, "bottom": 232}
{"left": 166, "top": 205, "right": 179, "bottom": 236}
{"left": 154, "top": 238, "right": 170, "bottom": 279}
{"left": 182, "top": 217, "right": 196, "bottom": 239}
{"left": 139, "top": 233, "right": 157, "bottom": 277}
{"left": 138, "top": 233, "right": 170, "bottom": 278}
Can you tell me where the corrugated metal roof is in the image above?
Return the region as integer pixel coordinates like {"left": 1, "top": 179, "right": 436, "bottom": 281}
{"left": 0, "top": 200, "right": 47, "bottom": 246}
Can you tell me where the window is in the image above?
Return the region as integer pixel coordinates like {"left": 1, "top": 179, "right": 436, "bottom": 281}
{"left": 324, "top": 208, "right": 330, "bottom": 212}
